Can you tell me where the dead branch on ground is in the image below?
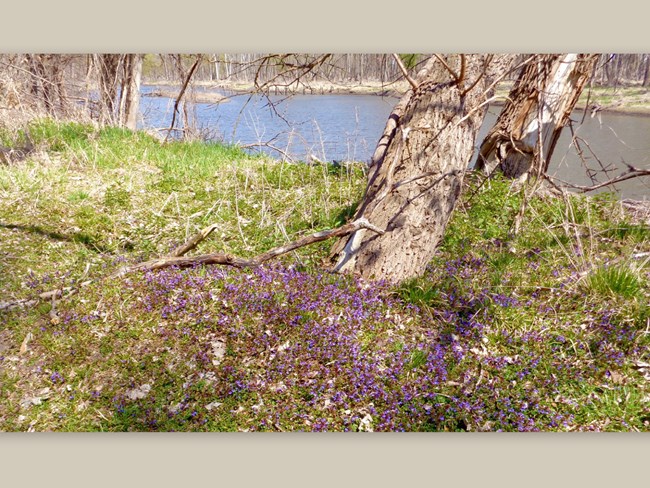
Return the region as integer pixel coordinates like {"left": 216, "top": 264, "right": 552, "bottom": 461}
{"left": 1, "top": 218, "right": 384, "bottom": 311}
{"left": 114, "top": 217, "right": 384, "bottom": 277}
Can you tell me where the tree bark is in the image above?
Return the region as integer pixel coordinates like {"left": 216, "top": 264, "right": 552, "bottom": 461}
{"left": 475, "top": 54, "right": 597, "bottom": 182}
{"left": 330, "top": 54, "right": 515, "bottom": 283}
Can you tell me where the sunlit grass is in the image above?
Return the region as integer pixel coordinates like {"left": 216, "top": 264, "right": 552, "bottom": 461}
{"left": 1, "top": 121, "right": 649, "bottom": 432}
{"left": 585, "top": 264, "right": 645, "bottom": 300}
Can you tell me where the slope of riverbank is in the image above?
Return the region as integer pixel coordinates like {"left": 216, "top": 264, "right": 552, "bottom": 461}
{"left": 1, "top": 120, "right": 648, "bottom": 432}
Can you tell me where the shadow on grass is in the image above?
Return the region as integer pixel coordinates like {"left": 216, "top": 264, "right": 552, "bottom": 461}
{"left": 333, "top": 202, "right": 359, "bottom": 226}
{"left": 0, "top": 222, "right": 113, "bottom": 254}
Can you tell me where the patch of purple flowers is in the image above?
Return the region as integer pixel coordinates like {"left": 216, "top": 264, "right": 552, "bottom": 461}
{"left": 99, "top": 263, "right": 590, "bottom": 431}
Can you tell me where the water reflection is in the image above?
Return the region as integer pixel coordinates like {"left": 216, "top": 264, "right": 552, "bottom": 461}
{"left": 477, "top": 106, "right": 650, "bottom": 200}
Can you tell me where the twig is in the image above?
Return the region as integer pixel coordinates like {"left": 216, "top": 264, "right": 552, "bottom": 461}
{"left": 546, "top": 165, "right": 650, "bottom": 193}
{"left": 454, "top": 95, "right": 511, "bottom": 127}
{"left": 392, "top": 54, "right": 419, "bottom": 91}
{"left": 170, "top": 223, "right": 219, "bottom": 257}
{"left": 241, "top": 141, "right": 296, "bottom": 162}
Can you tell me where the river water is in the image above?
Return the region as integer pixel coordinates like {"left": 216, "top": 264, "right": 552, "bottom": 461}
{"left": 139, "top": 86, "right": 650, "bottom": 200}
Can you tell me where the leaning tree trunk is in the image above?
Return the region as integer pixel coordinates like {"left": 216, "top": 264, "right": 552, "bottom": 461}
{"left": 475, "top": 54, "right": 598, "bottom": 182}
{"left": 330, "top": 54, "right": 515, "bottom": 283}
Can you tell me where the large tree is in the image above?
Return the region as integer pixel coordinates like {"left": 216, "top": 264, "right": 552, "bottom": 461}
{"left": 329, "top": 54, "right": 516, "bottom": 283}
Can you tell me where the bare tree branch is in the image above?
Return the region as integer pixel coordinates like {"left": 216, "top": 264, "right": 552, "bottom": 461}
{"left": 392, "top": 54, "right": 419, "bottom": 91}
{"left": 546, "top": 164, "right": 650, "bottom": 193}
{"left": 433, "top": 54, "right": 460, "bottom": 83}
{"left": 459, "top": 54, "right": 493, "bottom": 97}
{"left": 457, "top": 54, "right": 466, "bottom": 86}
{"left": 164, "top": 56, "right": 202, "bottom": 143}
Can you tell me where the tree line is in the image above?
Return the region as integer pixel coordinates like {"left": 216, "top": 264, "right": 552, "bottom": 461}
{"left": 144, "top": 53, "right": 650, "bottom": 87}
{"left": 1, "top": 53, "right": 649, "bottom": 128}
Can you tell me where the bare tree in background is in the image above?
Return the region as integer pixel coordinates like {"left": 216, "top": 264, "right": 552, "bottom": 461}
{"left": 92, "top": 54, "right": 144, "bottom": 128}
{"left": 93, "top": 54, "right": 122, "bottom": 125}
{"left": 118, "top": 54, "right": 143, "bottom": 130}
{"left": 164, "top": 55, "right": 203, "bottom": 141}
{"left": 19, "top": 54, "right": 73, "bottom": 116}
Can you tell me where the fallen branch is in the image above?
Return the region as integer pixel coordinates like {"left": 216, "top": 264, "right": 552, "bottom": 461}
{"left": 3, "top": 218, "right": 384, "bottom": 311}
{"left": 0, "top": 280, "right": 92, "bottom": 312}
{"left": 1, "top": 224, "right": 217, "bottom": 311}
{"left": 116, "top": 218, "right": 384, "bottom": 277}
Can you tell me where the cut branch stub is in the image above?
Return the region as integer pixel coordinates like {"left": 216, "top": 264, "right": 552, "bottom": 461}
{"left": 170, "top": 223, "right": 219, "bottom": 257}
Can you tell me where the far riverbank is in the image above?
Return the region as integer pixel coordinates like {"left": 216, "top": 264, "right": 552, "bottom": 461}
{"left": 143, "top": 79, "right": 650, "bottom": 116}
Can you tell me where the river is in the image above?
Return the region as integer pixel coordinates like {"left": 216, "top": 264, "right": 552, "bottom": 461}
{"left": 139, "top": 86, "right": 650, "bottom": 200}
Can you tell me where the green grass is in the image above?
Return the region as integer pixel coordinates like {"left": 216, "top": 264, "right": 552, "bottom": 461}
{"left": 585, "top": 264, "right": 645, "bottom": 299}
{"left": 603, "top": 223, "right": 650, "bottom": 242}
{"left": 401, "top": 174, "right": 649, "bottom": 430}
{"left": 492, "top": 84, "right": 650, "bottom": 113}
{"left": 0, "top": 119, "right": 365, "bottom": 291}
{"left": 1, "top": 120, "right": 649, "bottom": 432}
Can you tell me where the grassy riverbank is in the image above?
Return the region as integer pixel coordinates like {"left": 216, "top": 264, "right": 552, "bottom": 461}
{"left": 1, "top": 120, "right": 649, "bottom": 431}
